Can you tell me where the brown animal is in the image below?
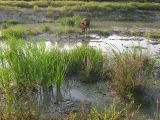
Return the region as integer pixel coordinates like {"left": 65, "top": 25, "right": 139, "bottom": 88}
{"left": 80, "top": 18, "right": 90, "bottom": 33}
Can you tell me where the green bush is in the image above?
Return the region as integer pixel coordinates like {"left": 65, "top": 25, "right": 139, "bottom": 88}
{"left": 46, "top": 6, "right": 53, "bottom": 17}
{"left": 1, "top": 22, "right": 10, "bottom": 29}
{"left": 33, "top": 5, "right": 40, "bottom": 12}
{"left": 1, "top": 28, "right": 25, "bottom": 40}
{"left": 41, "top": 25, "right": 51, "bottom": 32}
{"left": 57, "top": 15, "right": 82, "bottom": 27}
{"left": 7, "top": 19, "right": 21, "bottom": 25}
{"left": 0, "top": 28, "right": 25, "bottom": 40}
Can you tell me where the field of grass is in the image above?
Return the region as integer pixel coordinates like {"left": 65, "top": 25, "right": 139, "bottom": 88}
{"left": 1, "top": 1, "right": 160, "bottom": 14}
{"left": 0, "top": 1, "right": 160, "bottom": 10}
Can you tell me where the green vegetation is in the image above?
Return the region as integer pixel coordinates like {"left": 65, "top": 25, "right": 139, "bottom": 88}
{"left": 1, "top": 22, "right": 10, "bottom": 29}
{"left": 6, "top": 19, "right": 21, "bottom": 25}
{"left": 41, "top": 25, "right": 51, "bottom": 32}
{"left": 69, "top": 45, "right": 103, "bottom": 82}
{"left": 108, "top": 49, "right": 155, "bottom": 100}
{"left": 0, "top": 25, "right": 44, "bottom": 38}
{"left": 1, "top": 1, "right": 160, "bottom": 12}
{"left": 33, "top": 5, "right": 40, "bottom": 12}
{"left": 57, "top": 15, "right": 82, "bottom": 27}
{"left": 0, "top": 1, "right": 159, "bottom": 119}
{"left": 145, "top": 32, "right": 160, "bottom": 39}
{"left": 46, "top": 6, "right": 54, "bottom": 17}
{"left": 60, "top": 100, "right": 139, "bottom": 120}
{"left": 0, "top": 34, "right": 155, "bottom": 119}
{"left": 0, "top": 27, "right": 25, "bottom": 39}
{"left": 0, "top": 19, "right": 21, "bottom": 29}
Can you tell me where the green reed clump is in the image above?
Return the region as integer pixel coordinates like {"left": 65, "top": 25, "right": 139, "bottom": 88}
{"left": 1, "top": 22, "right": 10, "bottom": 29}
{"left": 49, "top": 49, "right": 70, "bottom": 103}
{"left": 145, "top": 32, "right": 160, "bottom": 39}
{"left": 7, "top": 19, "right": 21, "bottom": 25}
{"left": 46, "top": 6, "right": 53, "bottom": 17}
{"left": 0, "top": 39, "right": 54, "bottom": 93}
{"left": 108, "top": 49, "right": 155, "bottom": 100}
{"left": 33, "top": 5, "right": 40, "bottom": 12}
{"left": 1, "top": 28, "right": 25, "bottom": 40}
{"left": 41, "top": 25, "right": 51, "bottom": 33}
{"left": 57, "top": 15, "right": 81, "bottom": 27}
{"left": 68, "top": 45, "right": 103, "bottom": 82}
{"left": 0, "top": 43, "right": 40, "bottom": 120}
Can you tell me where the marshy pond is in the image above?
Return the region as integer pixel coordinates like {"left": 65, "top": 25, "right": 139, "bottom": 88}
{"left": 1, "top": 1, "right": 160, "bottom": 119}
{"left": 44, "top": 34, "right": 160, "bottom": 56}
{"left": 0, "top": 33, "right": 160, "bottom": 119}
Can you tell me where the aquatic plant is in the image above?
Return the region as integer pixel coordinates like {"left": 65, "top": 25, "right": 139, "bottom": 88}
{"left": 41, "top": 25, "right": 51, "bottom": 33}
{"left": 7, "top": 19, "right": 21, "bottom": 25}
{"left": 46, "top": 6, "right": 53, "bottom": 17}
{"left": 62, "top": 100, "right": 138, "bottom": 120}
{"left": 57, "top": 15, "right": 82, "bottom": 27}
{"left": 68, "top": 45, "right": 103, "bottom": 82}
{"left": 0, "top": 28, "right": 25, "bottom": 40}
{"left": 0, "top": 36, "right": 104, "bottom": 106}
{"left": 108, "top": 49, "right": 155, "bottom": 100}
{"left": 33, "top": 5, "right": 40, "bottom": 12}
{"left": 1, "top": 22, "right": 10, "bottom": 29}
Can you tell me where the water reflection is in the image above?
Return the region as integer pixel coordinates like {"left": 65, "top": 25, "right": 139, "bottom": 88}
{"left": 45, "top": 34, "right": 160, "bottom": 56}
{"left": 89, "top": 34, "right": 160, "bottom": 55}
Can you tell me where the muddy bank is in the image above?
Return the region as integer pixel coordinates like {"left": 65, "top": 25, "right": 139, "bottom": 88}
{"left": 0, "top": 9, "right": 57, "bottom": 24}
{"left": 1, "top": 9, "right": 160, "bottom": 24}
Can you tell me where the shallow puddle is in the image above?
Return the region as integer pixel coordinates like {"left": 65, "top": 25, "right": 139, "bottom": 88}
{"left": 89, "top": 34, "right": 160, "bottom": 55}
{"left": 64, "top": 80, "right": 112, "bottom": 105}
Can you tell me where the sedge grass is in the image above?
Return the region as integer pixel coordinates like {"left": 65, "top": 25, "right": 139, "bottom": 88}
{"left": 0, "top": 36, "right": 104, "bottom": 105}
{"left": 107, "top": 48, "right": 155, "bottom": 100}
{"left": 67, "top": 45, "right": 103, "bottom": 82}
{"left": 56, "top": 15, "right": 82, "bottom": 27}
{"left": 1, "top": 1, "right": 160, "bottom": 11}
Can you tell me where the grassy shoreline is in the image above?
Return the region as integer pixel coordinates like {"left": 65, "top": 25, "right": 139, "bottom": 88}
{"left": 1, "top": 1, "right": 160, "bottom": 11}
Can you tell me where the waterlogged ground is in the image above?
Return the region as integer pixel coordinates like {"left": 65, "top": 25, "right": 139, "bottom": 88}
{"left": 1, "top": 6, "right": 160, "bottom": 119}
{"left": 41, "top": 80, "right": 112, "bottom": 118}
{"left": 36, "top": 34, "right": 160, "bottom": 119}
{"left": 1, "top": 32, "right": 160, "bottom": 119}
{"left": 42, "top": 34, "right": 160, "bottom": 57}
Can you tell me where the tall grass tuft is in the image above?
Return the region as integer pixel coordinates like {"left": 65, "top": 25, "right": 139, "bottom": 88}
{"left": 108, "top": 49, "right": 155, "bottom": 100}
{"left": 41, "top": 25, "right": 51, "bottom": 33}
{"left": 0, "top": 28, "right": 25, "bottom": 40}
{"left": 68, "top": 45, "right": 103, "bottom": 82}
{"left": 1, "top": 22, "right": 10, "bottom": 29}
{"left": 46, "top": 6, "right": 53, "bottom": 17}
{"left": 33, "top": 5, "right": 40, "bottom": 12}
{"left": 62, "top": 100, "right": 137, "bottom": 120}
{"left": 57, "top": 15, "right": 82, "bottom": 27}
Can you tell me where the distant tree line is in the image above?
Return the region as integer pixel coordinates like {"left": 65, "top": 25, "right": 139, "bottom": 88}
{"left": 1, "top": 0, "right": 160, "bottom": 2}
{"left": 75, "top": 0, "right": 152, "bottom": 1}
